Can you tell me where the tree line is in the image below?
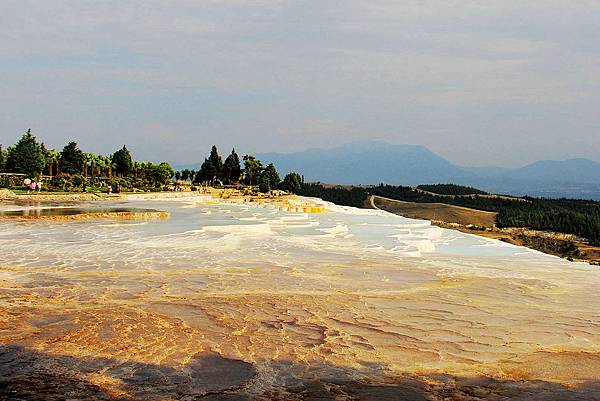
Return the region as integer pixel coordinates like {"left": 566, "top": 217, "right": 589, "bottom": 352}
{"left": 5, "top": 129, "right": 597, "bottom": 243}
{"left": 0, "top": 129, "right": 304, "bottom": 194}
{"left": 173, "top": 145, "right": 303, "bottom": 194}
{"left": 416, "top": 183, "right": 487, "bottom": 196}
{"left": 298, "top": 183, "right": 600, "bottom": 245}
{"left": 495, "top": 198, "right": 600, "bottom": 245}
{"left": 0, "top": 129, "right": 174, "bottom": 191}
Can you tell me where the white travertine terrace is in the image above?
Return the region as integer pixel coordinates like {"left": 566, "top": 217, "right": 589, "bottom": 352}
{"left": 0, "top": 196, "right": 599, "bottom": 399}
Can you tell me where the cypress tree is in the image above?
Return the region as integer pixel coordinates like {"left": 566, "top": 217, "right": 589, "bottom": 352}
{"left": 197, "top": 158, "right": 216, "bottom": 183}
{"left": 242, "top": 155, "right": 263, "bottom": 186}
{"left": 258, "top": 173, "right": 271, "bottom": 193}
{"left": 223, "top": 148, "right": 241, "bottom": 184}
{"left": 283, "top": 172, "right": 302, "bottom": 194}
{"left": 208, "top": 145, "right": 223, "bottom": 180}
{"left": 0, "top": 145, "right": 6, "bottom": 172}
{"left": 59, "top": 141, "right": 86, "bottom": 174}
{"left": 112, "top": 145, "right": 133, "bottom": 177}
{"left": 6, "top": 129, "right": 46, "bottom": 177}
{"left": 263, "top": 163, "right": 280, "bottom": 188}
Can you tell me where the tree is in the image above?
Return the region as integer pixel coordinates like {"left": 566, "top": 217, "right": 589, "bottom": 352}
{"left": 208, "top": 145, "right": 223, "bottom": 180}
{"left": 112, "top": 146, "right": 132, "bottom": 177}
{"left": 95, "top": 155, "right": 108, "bottom": 177}
{"left": 44, "top": 149, "right": 60, "bottom": 177}
{"left": 181, "top": 169, "right": 190, "bottom": 182}
{"left": 142, "top": 162, "right": 174, "bottom": 186}
{"left": 161, "top": 162, "right": 174, "bottom": 182}
{"left": 262, "top": 163, "right": 280, "bottom": 188}
{"left": 197, "top": 158, "right": 216, "bottom": 183}
{"left": 223, "top": 148, "right": 241, "bottom": 184}
{"left": 243, "top": 155, "right": 263, "bottom": 186}
{"left": 6, "top": 129, "right": 46, "bottom": 177}
{"left": 258, "top": 174, "right": 271, "bottom": 193}
{"left": 283, "top": 172, "right": 302, "bottom": 194}
{"left": 174, "top": 171, "right": 182, "bottom": 181}
{"left": 105, "top": 154, "right": 114, "bottom": 179}
{"left": 84, "top": 153, "right": 97, "bottom": 178}
{"left": 0, "top": 145, "right": 6, "bottom": 172}
{"left": 154, "top": 162, "right": 174, "bottom": 186}
{"left": 133, "top": 161, "right": 140, "bottom": 178}
{"left": 60, "top": 141, "right": 85, "bottom": 174}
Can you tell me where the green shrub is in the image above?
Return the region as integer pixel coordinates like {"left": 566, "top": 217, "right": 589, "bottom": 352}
{"left": 71, "top": 174, "right": 84, "bottom": 189}
{"left": 52, "top": 173, "right": 72, "bottom": 191}
{"left": 0, "top": 175, "right": 21, "bottom": 188}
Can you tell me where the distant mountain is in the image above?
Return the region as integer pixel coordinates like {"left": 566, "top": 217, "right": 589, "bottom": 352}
{"left": 258, "top": 141, "right": 477, "bottom": 186}
{"left": 171, "top": 140, "right": 600, "bottom": 199}
{"left": 258, "top": 141, "right": 600, "bottom": 200}
{"left": 508, "top": 158, "right": 600, "bottom": 184}
{"left": 463, "top": 159, "right": 600, "bottom": 198}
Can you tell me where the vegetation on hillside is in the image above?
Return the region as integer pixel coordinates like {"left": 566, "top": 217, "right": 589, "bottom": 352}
{"left": 0, "top": 131, "right": 176, "bottom": 192}
{"left": 0, "top": 129, "right": 298, "bottom": 195}
{"left": 0, "top": 130, "right": 177, "bottom": 192}
{"left": 283, "top": 173, "right": 302, "bottom": 194}
{"left": 298, "top": 183, "right": 600, "bottom": 245}
{"left": 298, "top": 184, "right": 368, "bottom": 208}
{"left": 191, "top": 146, "right": 284, "bottom": 193}
{"left": 495, "top": 198, "right": 600, "bottom": 245}
{"left": 416, "top": 183, "right": 487, "bottom": 195}
{"left": 5, "top": 129, "right": 46, "bottom": 176}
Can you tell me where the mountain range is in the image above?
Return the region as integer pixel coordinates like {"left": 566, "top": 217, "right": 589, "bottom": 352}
{"left": 256, "top": 141, "right": 600, "bottom": 200}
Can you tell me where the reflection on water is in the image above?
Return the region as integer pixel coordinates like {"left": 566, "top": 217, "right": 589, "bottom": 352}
{"left": 0, "top": 199, "right": 164, "bottom": 218}
{"left": 0, "top": 198, "right": 599, "bottom": 399}
{"left": 0, "top": 206, "right": 161, "bottom": 217}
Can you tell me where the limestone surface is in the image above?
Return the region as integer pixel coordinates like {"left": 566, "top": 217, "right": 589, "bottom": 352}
{"left": 1, "top": 198, "right": 599, "bottom": 400}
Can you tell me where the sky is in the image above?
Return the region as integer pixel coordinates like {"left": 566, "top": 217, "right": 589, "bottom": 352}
{"left": 1, "top": 1, "right": 599, "bottom": 167}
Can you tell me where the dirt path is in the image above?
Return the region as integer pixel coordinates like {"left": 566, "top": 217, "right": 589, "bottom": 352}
{"left": 370, "top": 195, "right": 497, "bottom": 227}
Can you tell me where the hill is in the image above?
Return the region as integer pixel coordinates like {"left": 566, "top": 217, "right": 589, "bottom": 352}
{"left": 371, "top": 195, "right": 497, "bottom": 227}
{"left": 258, "top": 141, "right": 476, "bottom": 186}
{"left": 509, "top": 158, "right": 600, "bottom": 184}
{"left": 258, "top": 141, "right": 600, "bottom": 199}
{"left": 298, "top": 183, "right": 600, "bottom": 246}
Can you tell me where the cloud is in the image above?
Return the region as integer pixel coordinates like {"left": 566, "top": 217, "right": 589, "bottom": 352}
{"left": 1, "top": 1, "right": 599, "bottom": 166}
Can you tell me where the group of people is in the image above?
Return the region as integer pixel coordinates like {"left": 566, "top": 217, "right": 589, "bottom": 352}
{"left": 20, "top": 177, "right": 122, "bottom": 194}
{"left": 23, "top": 178, "right": 43, "bottom": 193}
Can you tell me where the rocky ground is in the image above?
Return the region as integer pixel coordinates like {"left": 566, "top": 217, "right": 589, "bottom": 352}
{"left": 2, "top": 344, "right": 599, "bottom": 400}
{"left": 2, "top": 196, "right": 599, "bottom": 400}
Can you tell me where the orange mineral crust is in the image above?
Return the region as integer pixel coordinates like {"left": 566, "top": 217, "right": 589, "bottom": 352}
{"left": 1, "top": 198, "right": 599, "bottom": 400}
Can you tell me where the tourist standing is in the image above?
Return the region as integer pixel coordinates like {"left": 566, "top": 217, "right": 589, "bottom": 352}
{"left": 23, "top": 178, "right": 32, "bottom": 193}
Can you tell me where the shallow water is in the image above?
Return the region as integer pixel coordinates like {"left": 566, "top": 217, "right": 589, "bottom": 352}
{"left": 0, "top": 206, "right": 158, "bottom": 217}
{"left": 1, "top": 198, "right": 599, "bottom": 399}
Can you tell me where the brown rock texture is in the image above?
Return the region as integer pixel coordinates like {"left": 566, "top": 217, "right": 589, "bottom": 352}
{"left": 1, "top": 198, "right": 599, "bottom": 400}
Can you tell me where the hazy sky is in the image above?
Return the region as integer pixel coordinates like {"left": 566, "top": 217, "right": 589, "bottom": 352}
{"left": 1, "top": 1, "right": 599, "bottom": 167}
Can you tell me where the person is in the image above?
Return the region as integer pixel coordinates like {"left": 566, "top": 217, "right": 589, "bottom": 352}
{"left": 107, "top": 184, "right": 112, "bottom": 194}
{"left": 36, "top": 178, "right": 42, "bottom": 193}
{"left": 23, "top": 178, "right": 32, "bottom": 193}
{"left": 29, "top": 180, "right": 36, "bottom": 193}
